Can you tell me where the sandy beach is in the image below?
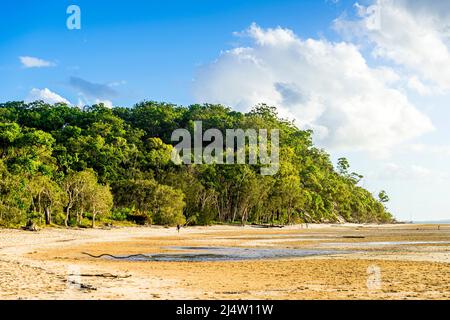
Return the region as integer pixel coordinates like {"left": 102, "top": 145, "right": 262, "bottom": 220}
{"left": 0, "top": 224, "right": 449, "bottom": 300}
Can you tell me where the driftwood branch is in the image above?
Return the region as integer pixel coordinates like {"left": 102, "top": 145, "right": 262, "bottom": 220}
{"left": 67, "top": 280, "right": 97, "bottom": 291}
{"left": 69, "top": 272, "right": 132, "bottom": 279}
{"left": 342, "top": 236, "right": 365, "bottom": 239}
{"left": 251, "top": 224, "right": 285, "bottom": 229}
{"left": 82, "top": 252, "right": 149, "bottom": 260}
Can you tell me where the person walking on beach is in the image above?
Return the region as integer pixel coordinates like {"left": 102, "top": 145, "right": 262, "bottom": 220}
{"left": 177, "top": 224, "right": 181, "bottom": 233}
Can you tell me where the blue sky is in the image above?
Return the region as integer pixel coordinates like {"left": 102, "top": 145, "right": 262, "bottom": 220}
{"left": 1, "top": 0, "right": 450, "bottom": 221}
{"left": 0, "top": 0, "right": 354, "bottom": 105}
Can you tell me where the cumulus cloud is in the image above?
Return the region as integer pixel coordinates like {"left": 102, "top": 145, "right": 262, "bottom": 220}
{"left": 194, "top": 23, "right": 433, "bottom": 154}
{"left": 76, "top": 96, "right": 113, "bottom": 109}
{"left": 19, "top": 56, "right": 55, "bottom": 68}
{"left": 27, "top": 88, "right": 70, "bottom": 105}
{"left": 334, "top": 0, "right": 450, "bottom": 94}
{"left": 94, "top": 99, "right": 113, "bottom": 108}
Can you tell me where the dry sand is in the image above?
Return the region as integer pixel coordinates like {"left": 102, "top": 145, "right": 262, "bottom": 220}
{"left": 0, "top": 223, "right": 449, "bottom": 300}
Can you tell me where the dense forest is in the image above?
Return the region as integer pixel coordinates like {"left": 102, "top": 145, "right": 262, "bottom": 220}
{"left": 0, "top": 101, "right": 393, "bottom": 228}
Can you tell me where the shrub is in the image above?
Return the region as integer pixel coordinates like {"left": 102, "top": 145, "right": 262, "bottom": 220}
{"left": 152, "top": 185, "right": 186, "bottom": 226}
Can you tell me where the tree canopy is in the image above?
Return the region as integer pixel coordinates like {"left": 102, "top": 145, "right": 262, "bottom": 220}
{"left": 0, "top": 100, "right": 393, "bottom": 227}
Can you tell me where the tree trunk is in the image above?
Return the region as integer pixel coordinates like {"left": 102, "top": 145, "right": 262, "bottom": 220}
{"left": 45, "top": 207, "right": 51, "bottom": 225}
{"left": 76, "top": 210, "right": 84, "bottom": 226}
{"left": 65, "top": 207, "right": 70, "bottom": 227}
{"left": 92, "top": 213, "right": 96, "bottom": 228}
{"left": 287, "top": 207, "right": 292, "bottom": 225}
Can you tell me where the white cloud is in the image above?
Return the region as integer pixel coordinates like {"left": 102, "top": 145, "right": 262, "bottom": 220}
{"left": 75, "top": 95, "right": 113, "bottom": 108}
{"left": 19, "top": 56, "right": 55, "bottom": 68}
{"left": 27, "top": 88, "right": 70, "bottom": 105}
{"left": 407, "top": 76, "right": 433, "bottom": 96}
{"left": 375, "top": 162, "right": 448, "bottom": 181}
{"left": 407, "top": 143, "right": 450, "bottom": 157}
{"left": 194, "top": 23, "right": 433, "bottom": 154}
{"left": 95, "top": 99, "right": 113, "bottom": 108}
{"left": 334, "top": 0, "right": 450, "bottom": 94}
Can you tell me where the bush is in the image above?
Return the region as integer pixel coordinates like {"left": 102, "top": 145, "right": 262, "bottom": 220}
{"left": 28, "top": 211, "right": 44, "bottom": 225}
{"left": 83, "top": 212, "right": 93, "bottom": 219}
{"left": 110, "top": 207, "right": 133, "bottom": 221}
{"left": 151, "top": 185, "right": 186, "bottom": 226}
{"left": 0, "top": 206, "right": 24, "bottom": 226}
{"left": 194, "top": 210, "right": 215, "bottom": 226}
{"left": 53, "top": 212, "right": 67, "bottom": 225}
{"left": 78, "top": 217, "right": 92, "bottom": 228}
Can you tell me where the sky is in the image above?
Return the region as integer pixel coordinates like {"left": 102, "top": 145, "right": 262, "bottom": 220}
{"left": 1, "top": 0, "right": 450, "bottom": 221}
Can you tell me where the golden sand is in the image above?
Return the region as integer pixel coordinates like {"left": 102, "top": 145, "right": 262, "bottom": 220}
{"left": 0, "top": 224, "right": 449, "bottom": 299}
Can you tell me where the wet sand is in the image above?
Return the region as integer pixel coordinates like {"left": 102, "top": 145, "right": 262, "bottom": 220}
{"left": 0, "top": 224, "right": 449, "bottom": 299}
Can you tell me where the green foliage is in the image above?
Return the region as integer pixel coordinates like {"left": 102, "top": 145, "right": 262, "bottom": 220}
{"left": 112, "top": 178, "right": 185, "bottom": 225}
{"left": 151, "top": 184, "right": 186, "bottom": 226}
{"left": 62, "top": 169, "right": 113, "bottom": 227}
{"left": 28, "top": 174, "right": 67, "bottom": 225}
{"left": 0, "top": 100, "right": 393, "bottom": 228}
{"left": 378, "top": 190, "right": 390, "bottom": 203}
{"left": 110, "top": 207, "right": 132, "bottom": 221}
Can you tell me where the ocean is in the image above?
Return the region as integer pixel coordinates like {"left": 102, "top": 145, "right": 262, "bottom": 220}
{"left": 412, "top": 219, "right": 450, "bottom": 224}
